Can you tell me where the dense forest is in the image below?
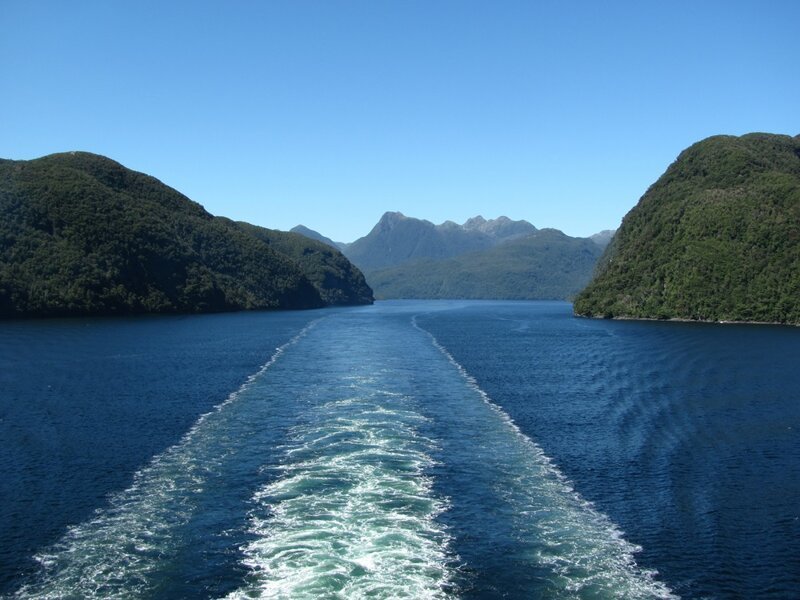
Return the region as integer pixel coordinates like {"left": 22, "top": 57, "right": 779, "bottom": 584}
{"left": 574, "top": 133, "right": 800, "bottom": 324}
{"left": 234, "top": 222, "right": 372, "bottom": 306}
{"left": 0, "top": 152, "right": 372, "bottom": 318}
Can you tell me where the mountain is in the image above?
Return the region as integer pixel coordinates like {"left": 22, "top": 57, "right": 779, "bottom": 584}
{"left": 462, "top": 215, "right": 538, "bottom": 239}
{"left": 341, "top": 211, "right": 602, "bottom": 300}
{"left": 236, "top": 223, "right": 372, "bottom": 306}
{"left": 366, "top": 229, "right": 602, "bottom": 300}
{"left": 0, "top": 151, "right": 372, "bottom": 318}
{"left": 290, "top": 224, "right": 340, "bottom": 250}
{"left": 574, "top": 133, "right": 800, "bottom": 324}
{"left": 589, "top": 229, "right": 615, "bottom": 248}
{"left": 342, "top": 211, "right": 537, "bottom": 270}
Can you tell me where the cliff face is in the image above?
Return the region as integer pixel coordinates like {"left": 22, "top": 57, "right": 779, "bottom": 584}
{"left": 574, "top": 133, "right": 800, "bottom": 324}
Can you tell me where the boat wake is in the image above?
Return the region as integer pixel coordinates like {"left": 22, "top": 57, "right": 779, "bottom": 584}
{"left": 412, "top": 314, "right": 677, "bottom": 599}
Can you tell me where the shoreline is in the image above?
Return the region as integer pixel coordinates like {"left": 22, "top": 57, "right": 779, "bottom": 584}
{"left": 573, "top": 313, "right": 799, "bottom": 327}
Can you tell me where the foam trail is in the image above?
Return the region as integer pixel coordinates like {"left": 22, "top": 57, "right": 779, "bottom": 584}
{"left": 412, "top": 315, "right": 678, "bottom": 599}
{"left": 14, "top": 320, "right": 321, "bottom": 599}
{"left": 227, "top": 383, "right": 453, "bottom": 600}
{"left": 225, "top": 312, "right": 456, "bottom": 599}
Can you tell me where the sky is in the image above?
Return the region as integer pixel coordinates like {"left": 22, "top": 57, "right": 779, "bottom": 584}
{"left": 2, "top": 1, "right": 798, "bottom": 243}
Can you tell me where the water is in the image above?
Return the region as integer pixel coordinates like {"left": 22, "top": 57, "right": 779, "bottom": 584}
{"left": 416, "top": 302, "right": 800, "bottom": 598}
{"left": 1, "top": 301, "right": 798, "bottom": 598}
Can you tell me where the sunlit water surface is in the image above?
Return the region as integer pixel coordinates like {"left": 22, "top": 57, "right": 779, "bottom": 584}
{"left": 1, "top": 301, "right": 798, "bottom": 598}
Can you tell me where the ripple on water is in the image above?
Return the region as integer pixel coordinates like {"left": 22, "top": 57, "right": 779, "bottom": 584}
{"left": 413, "top": 315, "right": 677, "bottom": 599}
{"left": 13, "top": 322, "right": 321, "bottom": 599}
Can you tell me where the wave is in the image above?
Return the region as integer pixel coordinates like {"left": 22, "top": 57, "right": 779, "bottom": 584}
{"left": 13, "top": 319, "right": 322, "bottom": 599}
{"left": 14, "top": 307, "right": 678, "bottom": 599}
{"left": 225, "top": 380, "right": 454, "bottom": 599}
{"left": 412, "top": 315, "right": 677, "bottom": 599}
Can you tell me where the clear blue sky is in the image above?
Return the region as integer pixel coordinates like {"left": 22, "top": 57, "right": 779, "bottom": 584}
{"left": 2, "top": 1, "right": 798, "bottom": 242}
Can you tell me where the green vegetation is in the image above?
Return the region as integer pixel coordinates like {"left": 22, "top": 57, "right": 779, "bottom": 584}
{"left": 290, "top": 224, "right": 340, "bottom": 250}
{"left": 0, "top": 151, "right": 372, "bottom": 318}
{"left": 234, "top": 222, "right": 373, "bottom": 306}
{"left": 338, "top": 211, "right": 601, "bottom": 300}
{"left": 342, "top": 212, "right": 537, "bottom": 271}
{"left": 367, "top": 229, "right": 602, "bottom": 299}
{"left": 574, "top": 133, "right": 800, "bottom": 324}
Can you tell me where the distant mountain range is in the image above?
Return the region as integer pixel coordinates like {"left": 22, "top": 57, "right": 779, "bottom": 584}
{"left": 365, "top": 228, "right": 603, "bottom": 300}
{"left": 293, "top": 213, "right": 610, "bottom": 300}
{"left": 341, "top": 212, "right": 539, "bottom": 271}
{"left": 0, "top": 152, "right": 373, "bottom": 317}
{"left": 574, "top": 132, "right": 800, "bottom": 324}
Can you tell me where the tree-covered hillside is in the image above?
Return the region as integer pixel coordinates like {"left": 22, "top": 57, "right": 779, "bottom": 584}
{"left": 0, "top": 152, "right": 372, "bottom": 317}
{"left": 574, "top": 133, "right": 800, "bottom": 324}
{"left": 290, "top": 224, "right": 340, "bottom": 250}
{"left": 367, "top": 229, "right": 602, "bottom": 300}
{"left": 235, "top": 222, "right": 373, "bottom": 306}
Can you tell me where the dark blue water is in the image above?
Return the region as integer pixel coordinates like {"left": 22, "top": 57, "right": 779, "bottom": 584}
{"left": 1, "top": 301, "right": 798, "bottom": 598}
{"left": 0, "top": 310, "right": 320, "bottom": 595}
{"left": 417, "top": 302, "right": 800, "bottom": 599}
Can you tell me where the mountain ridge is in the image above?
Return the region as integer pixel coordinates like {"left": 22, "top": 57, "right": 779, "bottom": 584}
{"left": 290, "top": 224, "right": 340, "bottom": 249}
{"left": 341, "top": 211, "right": 538, "bottom": 271}
{"left": 296, "top": 211, "right": 604, "bottom": 300}
{"left": 366, "top": 228, "right": 602, "bottom": 300}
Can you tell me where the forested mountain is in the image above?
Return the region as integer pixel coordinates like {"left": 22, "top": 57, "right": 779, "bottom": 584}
{"left": 366, "top": 229, "right": 602, "bottom": 300}
{"left": 0, "top": 152, "right": 372, "bottom": 318}
{"left": 574, "top": 133, "right": 800, "bottom": 324}
{"left": 290, "top": 224, "right": 340, "bottom": 250}
{"left": 321, "top": 211, "right": 602, "bottom": 300}
{"left": 236, "top": 223, "right": 372, "bottom": 306}
{"left": 342, "top": 212, "right": 537, "bottom": 270}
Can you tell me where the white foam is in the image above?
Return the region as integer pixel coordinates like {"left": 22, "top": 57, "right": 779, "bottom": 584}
{"left": 226, "top": 392, "right": 455, "bottom": 599}
{"left": 411, "top": 315, "right": 678, "bottom": 599}
{"left": 14, "top": 319, "right": 323, "bottom": 599}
